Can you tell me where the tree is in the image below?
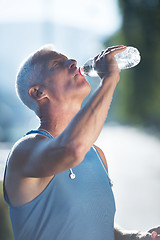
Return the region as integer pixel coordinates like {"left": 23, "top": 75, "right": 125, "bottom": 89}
{"left": 105, "top": 0, "right": 160, "bottom": 130}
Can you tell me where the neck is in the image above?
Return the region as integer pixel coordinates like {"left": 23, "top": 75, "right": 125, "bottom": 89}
{"left": 38, "top": 102, "right": 81, "bottom": 137}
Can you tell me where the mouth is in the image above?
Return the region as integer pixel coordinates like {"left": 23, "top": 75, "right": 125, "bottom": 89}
{"left": 73, "top": 68, "right": 87, "bottom": 85}
{"left": 74, "top": 67, "right": 84, "bottom": 78}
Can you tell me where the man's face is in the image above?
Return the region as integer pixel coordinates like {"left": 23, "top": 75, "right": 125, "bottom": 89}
{"left": 42, "top": 51, "right": 91, "bottom": 105}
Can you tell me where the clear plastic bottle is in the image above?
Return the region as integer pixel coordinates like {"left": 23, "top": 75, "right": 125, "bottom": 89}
{"left": 79, "top": 46, "right": 141, "bottom": 77}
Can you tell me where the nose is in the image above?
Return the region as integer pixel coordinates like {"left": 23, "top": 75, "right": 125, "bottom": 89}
{"left": 68, "top": 59, "right": 77, "bottom": 69}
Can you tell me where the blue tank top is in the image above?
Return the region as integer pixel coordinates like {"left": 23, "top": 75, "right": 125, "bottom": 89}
{"left": 3, "top": 130, "right": 116, "bottom": 240}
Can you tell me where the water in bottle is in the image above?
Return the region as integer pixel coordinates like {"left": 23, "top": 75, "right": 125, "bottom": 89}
{"left": 79, "top": 46, "right": 141, "bottom": 77}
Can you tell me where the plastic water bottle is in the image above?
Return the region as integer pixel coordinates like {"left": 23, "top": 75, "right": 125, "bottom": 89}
{"left": 79, "top": 46, "right": 141, "bottom": 77}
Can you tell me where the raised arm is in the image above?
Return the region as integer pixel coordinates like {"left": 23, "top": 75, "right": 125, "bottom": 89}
{"left": 10, "top": 46, "right": 126, "bottom": 178}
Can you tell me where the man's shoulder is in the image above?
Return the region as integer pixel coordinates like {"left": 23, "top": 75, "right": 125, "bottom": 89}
{"left": 8, "top": 134, "right": 47, "bottom": 169}
{"left": 5, "top": 134, "right": 52, "bottom": 206}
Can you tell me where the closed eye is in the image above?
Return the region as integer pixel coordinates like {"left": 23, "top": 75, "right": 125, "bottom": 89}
{"left": 68, "top": 59, "right": 77, "bottom": 69}
{"left": 49, "top": 60, "right": 65, "bottom": 71}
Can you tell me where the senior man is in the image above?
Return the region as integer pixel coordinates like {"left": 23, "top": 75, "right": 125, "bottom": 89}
{"left": 3, "top": 45, "right": 160, "bottom": 240}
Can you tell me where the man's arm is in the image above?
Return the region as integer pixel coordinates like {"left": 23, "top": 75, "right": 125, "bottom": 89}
{"left": 114, "top": 225, "right": 160, "bottom": 240}
{"left": 11, "top": 46, "right": 126, "bottom": 178}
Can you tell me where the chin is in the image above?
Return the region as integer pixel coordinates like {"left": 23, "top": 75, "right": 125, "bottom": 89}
{"left": 72, "top": 78, "right": 91, "bottom": 101}
{"left": 82, "top": 77, "right": 91, "bottom": 91}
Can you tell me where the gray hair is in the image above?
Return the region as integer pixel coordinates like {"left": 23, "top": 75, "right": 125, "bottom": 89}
{"left": 15, "top": 44, "right": 55, "bottom": 115}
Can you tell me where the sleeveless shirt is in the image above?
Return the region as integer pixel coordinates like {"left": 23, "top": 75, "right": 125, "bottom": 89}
{"left": 3, "top": 130, "right": 116, "bottom": 240}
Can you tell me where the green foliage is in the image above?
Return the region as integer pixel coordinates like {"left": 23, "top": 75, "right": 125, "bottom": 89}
{"left": 104, "top": 0, "right": 160, "bottom": 130}
{"left": 0, "top": 181, "right": 14, "bottom": 239}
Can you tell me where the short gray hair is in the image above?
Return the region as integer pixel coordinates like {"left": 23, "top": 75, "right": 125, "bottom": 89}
{"left": 16, "top": 44, "right": 55, "bottom": 115}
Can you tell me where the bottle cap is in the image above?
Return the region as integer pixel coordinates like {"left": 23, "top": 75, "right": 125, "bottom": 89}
{"left": 78, "top": 67, "right": 84, "bottom": 76}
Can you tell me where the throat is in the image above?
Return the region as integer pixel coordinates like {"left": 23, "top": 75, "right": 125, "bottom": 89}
{"left": 39, "top": 102, "right": 81, "bottom": 137}
{"left": 39, "top": 112, "right": 76, "bottom": 137}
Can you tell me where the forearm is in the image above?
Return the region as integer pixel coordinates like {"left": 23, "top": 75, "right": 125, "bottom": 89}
{"left": 56, "top": 46, "right": 125, "bottom": 164}
{"left": 61, "top": 76, "right": 117, "bottom": 155}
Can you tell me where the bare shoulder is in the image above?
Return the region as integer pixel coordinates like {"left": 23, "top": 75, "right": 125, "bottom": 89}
{"left": 5, "top": 134, "right": 52, "bottom": 206}
{"left": 7, "top": 134, "right": 49, "bottom": 173}
{"left": 93, "top": 145, "right": 108, "bottom": 171}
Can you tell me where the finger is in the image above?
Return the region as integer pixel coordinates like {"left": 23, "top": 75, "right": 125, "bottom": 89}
{"left": 94, "top": 45, "right": 126, "bottom": 61}
{"left": 98, "top": 50, "right": 106, "bottom": 59}
{"left": 98, "top": 45, "right": 125, "bottom": 57}
{"left": 108, "top": 46, "right": 127, "bottom": 56}
{"left": 94, "top": 50, "right": 105, "bottom": 61}
{"left": 103, "top": 45, "right": 125, "bottom": 53}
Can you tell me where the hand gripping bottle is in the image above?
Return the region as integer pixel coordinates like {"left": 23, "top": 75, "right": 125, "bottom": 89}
{"left": 79, "top": 46, "right": 141, "bottom": 77}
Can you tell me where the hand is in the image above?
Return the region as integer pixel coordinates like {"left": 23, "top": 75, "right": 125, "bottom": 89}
{"left": 151, "top": 231, "right": 160, "bottom": 239}
{"left": 137, "top": 228, "right": 160, "bottom": 239}
{"left": 148, "top": 227, "right": 160, "bottom": 235}
{"left": 93, "top": 45, "right": 126, "bottom": 81}
{"left": 148, "top": 226, "right": 160, "bottom": 239}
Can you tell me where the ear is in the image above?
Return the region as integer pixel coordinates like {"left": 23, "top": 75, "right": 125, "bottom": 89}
{"left": 28, "top": 86, "right": 47, "bottom": 101}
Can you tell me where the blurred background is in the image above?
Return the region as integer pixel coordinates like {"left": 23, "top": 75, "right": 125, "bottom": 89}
{"left": 0, "top": 0, "right": 160, "bottom": 238}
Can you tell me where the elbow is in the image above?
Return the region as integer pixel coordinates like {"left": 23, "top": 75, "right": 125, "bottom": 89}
{"left": 65, "top": 142, "right": 86, "bottom": 167}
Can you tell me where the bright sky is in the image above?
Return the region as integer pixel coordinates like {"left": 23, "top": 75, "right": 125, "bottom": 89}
{"left": 0, "top": 0, "right": 122, "bottom": 36}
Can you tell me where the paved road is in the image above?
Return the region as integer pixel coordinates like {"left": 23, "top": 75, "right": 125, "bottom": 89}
{"left": 96, "top": 125, "right": 160, "bottom": 231}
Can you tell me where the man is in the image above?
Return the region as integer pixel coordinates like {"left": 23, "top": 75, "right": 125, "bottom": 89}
{"left": 3, "top": 45, "right": 160, "bottom": 239}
